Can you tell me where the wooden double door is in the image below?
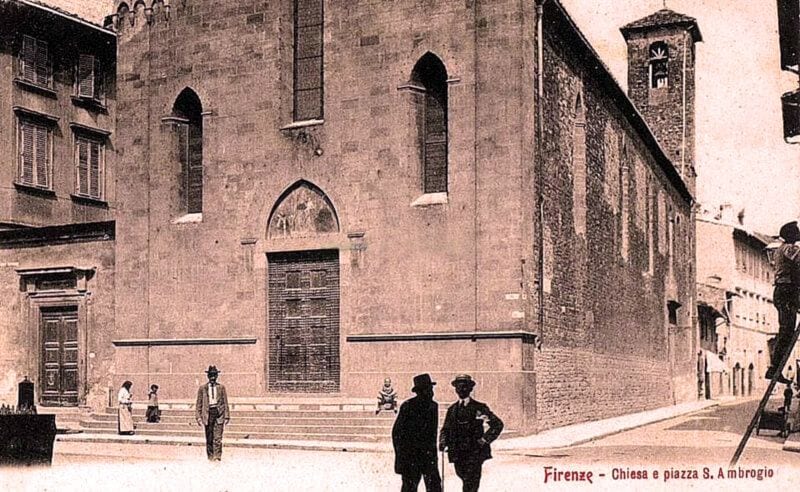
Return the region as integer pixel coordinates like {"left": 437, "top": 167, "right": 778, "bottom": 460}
{"left": 40, "top": 306, "right": 79, "bottom": 406}
{"left": 268, "top": 250, "right": 340, "bottom": 393}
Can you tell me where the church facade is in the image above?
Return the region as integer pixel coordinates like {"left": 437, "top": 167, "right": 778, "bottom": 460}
{"left": 0, "top": 0, "right": 699, "bottom": 434}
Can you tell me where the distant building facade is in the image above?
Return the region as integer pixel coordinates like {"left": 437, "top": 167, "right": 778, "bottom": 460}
{"left": 696, "top": 216, "right": 799, "bottom": 399}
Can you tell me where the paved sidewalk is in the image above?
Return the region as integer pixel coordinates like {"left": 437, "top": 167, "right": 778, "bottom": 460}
{"left": 493, "top": 399, "right": 720, "bottom": 453}
{"left": 56, "top": 432, "right": 392, "bottom": 453}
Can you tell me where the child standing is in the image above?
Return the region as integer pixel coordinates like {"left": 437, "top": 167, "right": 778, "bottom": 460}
{"left": 146, "top": 384, "right": 161, "bottom": 423}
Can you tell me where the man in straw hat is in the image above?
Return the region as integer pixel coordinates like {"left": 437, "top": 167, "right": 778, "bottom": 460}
{"left": 767, "top": 221, "right": 800, "bottom": 384}
{"left": 195, "top": 365, "right": 230, "bottom": 461}
{"left": 439, "top": 374, "right": 503, "bottom": 492}
{"left": 392, "top": 373, "right": 442, "bottom": 492}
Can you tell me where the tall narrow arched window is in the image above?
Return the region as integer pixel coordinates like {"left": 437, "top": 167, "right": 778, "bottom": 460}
{"left": 173, "top": 89, "right": 203, "bottom": 214}
{"left": 572, "top": 94, "right": 586, "bottom": 235}
{"left": 648, "top": 42, "right": 669, "bottom": 89}
{"left": 294, "top": 0, "right": 324, "bottom": 121}
{"left": 411, "top": 53, "right": 448, "bottom": 194}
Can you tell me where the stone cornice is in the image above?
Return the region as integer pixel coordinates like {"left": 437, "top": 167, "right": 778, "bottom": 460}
{"left": 0, "top": 221, "right": 114, "bottom": 249}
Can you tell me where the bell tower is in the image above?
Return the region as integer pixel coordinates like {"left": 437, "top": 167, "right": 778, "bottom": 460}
{"left": 621, "top": 9, "right": 702, "bottom": 196}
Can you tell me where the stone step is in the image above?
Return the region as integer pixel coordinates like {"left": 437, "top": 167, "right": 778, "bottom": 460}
{"left": 89, "top": 414, "right": 396, "bottom": 426}
{"left": 76, "top": 427, "right": 389, "bottom": 442}
{"left": 113, "top": 399, "right": 378, "bottom": 412}
{"left": 80, "top": 420, "right": 393, "bottom": 436}
{"left": 103, "top": 408, "right": 405, "bottom": 419}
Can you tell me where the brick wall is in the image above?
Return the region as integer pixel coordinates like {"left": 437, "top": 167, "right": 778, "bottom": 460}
{"left": 529, "top": 11, "right": 696, "bottom": 431}
{"left": 626, "top": 29, "right": 697, "bottom": 195}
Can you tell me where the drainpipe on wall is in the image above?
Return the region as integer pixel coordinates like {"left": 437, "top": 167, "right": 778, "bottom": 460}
{"left": 473, "top": 0, "right": 480, "bottom": 336}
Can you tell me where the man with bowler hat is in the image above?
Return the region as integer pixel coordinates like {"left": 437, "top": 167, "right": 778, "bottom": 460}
{"left": 195, "top": 365, "right": 230, "bottom": 461}
{"left": 392, "top": 373, "right": 442, "bottom": 492}
{"left": 439, "top": 374, "right": 503, "bottom": 492}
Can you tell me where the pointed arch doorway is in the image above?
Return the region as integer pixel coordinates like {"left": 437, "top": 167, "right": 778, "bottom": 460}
{"left": 266, "top": 181, "right": 340, "bottom": 393}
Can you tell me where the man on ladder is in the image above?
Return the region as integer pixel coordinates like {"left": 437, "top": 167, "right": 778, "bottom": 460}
{"left": 767, "top": 221, "right": 800, "bottom": 385}
{"left": 731, "top": 220, "right": 800, "bottom": 466}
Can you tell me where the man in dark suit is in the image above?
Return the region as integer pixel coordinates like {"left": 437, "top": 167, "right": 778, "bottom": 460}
{"left": 439, "top": 374, "right": 504, "bottom": 492}
{"left": 392, "top": 373, "right": 442, "bottom": 492}
{"left": 195, "top": 365, "right": 230, "bottom": 461}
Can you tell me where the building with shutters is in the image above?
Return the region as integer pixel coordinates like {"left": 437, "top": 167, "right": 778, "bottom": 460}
{"left": 695, "top": 214, "right": 800, "bottom": 399}
{"left": 0, "top": 0, "right": 116, "bottom": 408}
{"left": 0, "top": 0, "right": 700, "bottom": 434}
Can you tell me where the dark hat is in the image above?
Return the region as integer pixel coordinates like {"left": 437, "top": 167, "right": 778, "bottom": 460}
{"left": 780, "top": 221, "right": 800, "bottom": 242}
{"left": 205, "top": 365, "right": 220, "bottom": 375}
{"left": 411, "top": 373, "right": 436, "bottom": 392}
{"left": 451, "top": 374, "right": 476, "bottom": 388}
{"left": 150, "top": 384, "right": 159, "bottom": 390}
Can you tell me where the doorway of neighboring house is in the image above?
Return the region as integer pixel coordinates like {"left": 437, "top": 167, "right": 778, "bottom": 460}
{"left": 267, "top": 249, "right": 340, "bottom": 393}
{"left": 40, "top": 306, "right": 79, "bottom": 406}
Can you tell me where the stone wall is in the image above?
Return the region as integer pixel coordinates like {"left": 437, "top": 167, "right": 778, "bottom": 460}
{"left": 529, "top": 7, "right": 696, "bottom": 431}
{"left": 0, "top": 230, "right": 115, "bottom": 409}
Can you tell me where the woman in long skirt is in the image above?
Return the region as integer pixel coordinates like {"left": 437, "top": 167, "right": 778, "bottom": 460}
{"left": 118, "top": 381, "right": 135, "bottom": 435}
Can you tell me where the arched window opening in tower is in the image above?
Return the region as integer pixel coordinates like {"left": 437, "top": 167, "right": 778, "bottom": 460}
{"left": 649, "top": 42, "right": 669, "bottom": 89}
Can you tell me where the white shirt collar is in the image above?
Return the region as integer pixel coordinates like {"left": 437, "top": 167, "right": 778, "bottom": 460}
{"left": 459, "top": 397, "right": 471, "bottom": 406}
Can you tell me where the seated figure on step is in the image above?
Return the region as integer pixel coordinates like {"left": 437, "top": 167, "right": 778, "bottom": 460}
{"left": 376, "top": 378, "right": 398, "bottom": 415}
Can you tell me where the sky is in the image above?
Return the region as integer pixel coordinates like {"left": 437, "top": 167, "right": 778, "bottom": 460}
{"left": 561, "top": 0, "right": 800, "bottom": 235}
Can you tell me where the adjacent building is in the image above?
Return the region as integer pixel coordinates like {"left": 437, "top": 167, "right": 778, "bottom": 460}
{"left": 696, "top": 214, "right": 800, "bottom": 399}
{"left": 0, "top": 0, "right": 116, "bottom": 407}
{"left": 0, "top": 0, "right": 700, "bottom": 434}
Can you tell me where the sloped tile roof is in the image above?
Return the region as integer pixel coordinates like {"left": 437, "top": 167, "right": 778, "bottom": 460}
{"left": 621, "top": 8, "right": 703, "bottom": 42}
{"left": 6, "top": 0, "right": 112, "bottom": 32}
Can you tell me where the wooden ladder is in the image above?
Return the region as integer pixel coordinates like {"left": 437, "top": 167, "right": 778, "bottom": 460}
{"left": 729, "top": 325, "right": 800, "bottom": 467}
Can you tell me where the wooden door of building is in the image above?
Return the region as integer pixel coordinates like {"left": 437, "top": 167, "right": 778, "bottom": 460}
{"left": 40, "top": 307, "right": 79, "bottom": 406}
{"left": 268, "top": 250, "right": 340, "bottom": 392}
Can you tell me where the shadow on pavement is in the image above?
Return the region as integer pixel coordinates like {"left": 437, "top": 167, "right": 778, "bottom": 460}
{"left": 663, "top": 399, "right": 787, "bottom": 443}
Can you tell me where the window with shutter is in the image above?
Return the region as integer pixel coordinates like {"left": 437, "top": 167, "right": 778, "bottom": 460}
{"left": 76, "top": 138, "right": 89, "bottom": 195}
{"left": 411, "top": 53, "right": 449, "bottom": 195}
{"left": 17, "top": 117, "right": 51, "bottom": 189}
{"left": 74, "top": 134, "right": 104, "bottom": 199}
{"left": 20, "top": 35, "right": 36, "bottom": 82}
{"left": 293, "top": 0, "right": 324, "bottom": 121}
{"left": 35, "top": 40, "right": 51, "bottom": 87}
{"left": 19, "top": 121, "right": 35, "bottom": 184}
{"left": 19, "top": 35, "right": 52, "bottom": 88}
{"left": 77, "top": 54, "right": 96, "bottom": 98}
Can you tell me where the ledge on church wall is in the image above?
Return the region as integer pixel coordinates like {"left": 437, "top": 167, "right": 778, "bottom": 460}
{"left": 410, "top": 192, "right": 448, "bottom": 207}
{"left": 171, "top": 213, "right": 202, "bottom": 224}
{"left": 112, "top": 337, "right": 257, "bottom": 347}
{"left": 347, "top": 330, "right": 539, "bottom": 344}
{"left": 280, "top": 119, "right": 325, "bottom": 131}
